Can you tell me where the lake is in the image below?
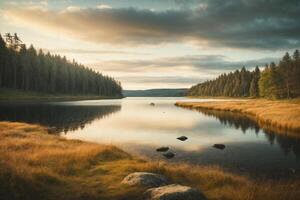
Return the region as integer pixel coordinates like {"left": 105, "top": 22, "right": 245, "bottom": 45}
{"left": 1, "top": 97, "right": 299, "bottom": 179}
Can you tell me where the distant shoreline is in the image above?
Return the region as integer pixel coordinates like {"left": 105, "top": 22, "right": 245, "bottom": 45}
{"left": 123, "top": 88, "right": 188, "bottom": 97}
{"left": 175, "top": 98, "right": 300, "bottom": 137}
{"left": 0, "top": 88, "right": 123, "bottom": 102}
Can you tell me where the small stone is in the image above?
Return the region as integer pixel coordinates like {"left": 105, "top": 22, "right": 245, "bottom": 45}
{"left": 289, "top": 168, "right": 296, "bottom": 173}
{"left": 163, "top": 152, "right": 175, "bottom": 159}
{"left": 150, "top": 103, "right": 155, "bottom": 106}
{"left": 156, "top": 147, "right": 169, "bottom": 152}
{"left": 177, "top": 136, "right": 188, "bottom": 141}
{"left": 47, "top": 127, "right": 57, "bottom": 134}
{"left": 145, "top": 184, "right": 206, "bottom": 200}
{"left": 122, "top": 172, "right": 168, "bottom": 188}
{"left": 213, "top": 144, "right": 226, "bottom": 150}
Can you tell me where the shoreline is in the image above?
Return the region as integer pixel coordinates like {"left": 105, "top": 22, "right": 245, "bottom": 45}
{"left": 175, "top": 98, "right": 300, "bottom": 137}
{"left": 1, "top": 121, "right": 300, "bottom": 200}
{"left": 0, "top": 88, "right": 123, "bottom": 102}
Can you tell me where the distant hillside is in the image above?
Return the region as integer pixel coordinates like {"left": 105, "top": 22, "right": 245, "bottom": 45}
{"left": 123, "top": 88, "right": 188, "bottom": 97}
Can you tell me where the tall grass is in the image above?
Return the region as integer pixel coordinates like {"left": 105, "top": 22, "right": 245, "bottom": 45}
{"left": 0, "top": 122, "right": 299, "bottom": 200}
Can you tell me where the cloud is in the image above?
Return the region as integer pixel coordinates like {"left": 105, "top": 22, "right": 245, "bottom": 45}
{"left": 5, "top": 0, "right": 48, "bottom": 9}
{"left": 4, "top": 0, "right": 300, "bottom": 49}
{"left": 91, "top": 55, "right": 278, "bottom": 73}
{"left": 117, "top": 75, "right": 202, "bottom": 86}
{"left": 86, "top": 54, "right": 279, "bottom": 89}
{"left": 65, "top": 6, "right": 81, "bottom": 12}
{"left": 97, "top": 4, "right": 112, "bottom": 9}
{"left": 42, "top": 48, "right": 150, "bottom": 55}
{"left": 174, "top": 0, "right": 204, "bottom": 9}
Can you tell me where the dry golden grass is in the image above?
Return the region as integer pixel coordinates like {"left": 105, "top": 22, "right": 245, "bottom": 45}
{"left": 175, "top": 99, "right": 300, "bottom": 136}
{"left": 0, "top": 122, "right": 299, "bottom": 200}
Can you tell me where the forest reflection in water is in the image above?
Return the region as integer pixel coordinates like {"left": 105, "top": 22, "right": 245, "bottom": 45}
{"left": 124, "top": 106, "right": 300, "bottom": 178}
{"left": 193, "top": 108, "right": 300, "bottom": 159}
{"left": 0, "top": 98, "right": 299, "bottom": 178}
{"left": 0, "top": 102, "right": 121, "bottom": 133}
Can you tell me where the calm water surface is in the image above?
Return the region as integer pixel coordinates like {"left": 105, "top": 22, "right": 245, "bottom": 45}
{"left": 1, "top": 97, "right": 300, "bottom": 179}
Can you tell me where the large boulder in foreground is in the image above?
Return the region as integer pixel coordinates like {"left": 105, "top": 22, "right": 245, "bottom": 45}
{"left": 145, "top": 184, "right": 206, "bottom": 200}
{"left": 122, "top": 172, "right": 168, "bottom": 188}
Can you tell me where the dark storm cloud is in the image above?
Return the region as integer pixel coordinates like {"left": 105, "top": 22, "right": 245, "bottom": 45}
{"left": 6, "top": 0, "right": 300, "bottom": 49}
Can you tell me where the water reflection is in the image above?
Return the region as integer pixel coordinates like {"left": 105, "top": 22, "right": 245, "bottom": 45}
{"left": 198, "top": 109, "right": 260, "bottom": 134}
{"left": 195, "top": 108, "right": 300, "bottom": 158}
{"left": 0, "top": 103, "right": 121, "bottom": 133}
{"left": 0, "top": 98, "right": 299, "bottom": 179}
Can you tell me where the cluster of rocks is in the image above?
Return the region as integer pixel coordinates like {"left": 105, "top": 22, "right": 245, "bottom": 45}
{"left": 156, "top": 146, "right": 175, "bottom": 159}
{"left": 150, "top": 102, "right": 226, "bottom": 153}
{"left": 156, "top": 134, "right": 226, "bottom": 160}
{"left": 155, "top": 136, "right": 190, "bottom": 159}
{"left": 122, "top": 172, "right": 206, "bottom": 200}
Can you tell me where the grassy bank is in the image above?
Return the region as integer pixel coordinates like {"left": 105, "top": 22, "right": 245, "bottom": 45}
{"left": 0, "top": 88, "right": 123, "bottom": 102}
{"left": 175, "top": 99, "right": 300, "bottom": 136}
{"left": 0, "top": 122, "right": 299, "bottom": 200}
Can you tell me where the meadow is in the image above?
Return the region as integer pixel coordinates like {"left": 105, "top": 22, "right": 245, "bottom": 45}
{"left": 0, "top": 121, "right": 299, "bottom": 200}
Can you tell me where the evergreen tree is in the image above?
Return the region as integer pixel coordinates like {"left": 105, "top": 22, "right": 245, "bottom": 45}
{"left": 279, "top": 53, "right": 292, "bottom": 98}
{"left": 0, "top": 34, "right": 8, "bottom": 87}
{"left": 291, "top": 50, "right": 300, "bottom": 97}
{"left": 0, "top": 33, "right": 122, "bottom": 97}
{"left": 188, "top": 50, "right": 300, "bottom": 99}
{"left": 249, "top": 66, "right": 260, "bottom": 97}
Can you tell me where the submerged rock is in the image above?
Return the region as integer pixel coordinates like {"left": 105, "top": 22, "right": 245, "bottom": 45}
{"left": 177, "top": 136, "right": 188, "bottom": 141}
{"left": 122, "top": 172, "right": 168, "bottom": 188}
{"left": 289, "top": 168, "right": 296, "bottom": 173}
{"left": 163, "top": 152, "right": 175, "bottom": 159}
{"left": 150, "top": 103, "right": 155, "bottom": 106}
{"left": 145, "top": 184, "right": 206, "bottom": 200}
{"left": 156, "top": 147, "right": 169, "bottom": 152}
{"left": 213, "top": 144, "right": 226, "bottom": 150}
{"left": 47, "top": 127, "right": 57, "bottom": 134}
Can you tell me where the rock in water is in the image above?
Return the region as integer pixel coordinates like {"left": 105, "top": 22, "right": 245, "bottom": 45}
{"left": 213, "top": 144, "right": 226, "bottom": 150}
{"left": 150, "top": 103, "right": 155, "bottom": 106}
{"left": 177, "top": 136, "right": 188, "bottom": 141}
{"left": 47, "top": 127, "right": 57, "bottom": 134}
{"left": 156, "top": 147, "right": 169, "bottom": 152}
{"left": 145, "top": 184, "right": 206, "bottom": 200}
{"left": 122, "top": 172, "right": 168, "bottom": 188}
{"left": 163, "top": 152, "right": 175, "bottom": 159}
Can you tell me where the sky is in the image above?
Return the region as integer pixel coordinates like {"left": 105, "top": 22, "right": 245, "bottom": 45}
{"left": 0, "top": 0, "right": 299, "bottom": 90}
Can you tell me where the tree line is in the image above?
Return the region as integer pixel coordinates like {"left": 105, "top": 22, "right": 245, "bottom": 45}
{"left": 188, "top": 50, "right": 300, "bottom": 99}
{"left": 0, "top": 33, "right": 122, "bottom": 96}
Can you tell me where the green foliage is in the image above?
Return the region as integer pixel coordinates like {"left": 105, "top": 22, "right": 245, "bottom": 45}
{"left": 188, "top": 50, "right": 300, "bottom": 99}
{"left": 0, "top": 33, "right": 122, "bottom": 97}
{"left": 249, "top": 66, "right": 260, "bottom": 97}
{"left": 258, "top": 64, "right": 281, "bottom": 99}
{"left": 188, "top": 67, "right": 256, "bottom": 97}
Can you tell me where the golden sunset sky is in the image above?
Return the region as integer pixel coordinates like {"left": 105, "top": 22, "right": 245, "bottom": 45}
{"left": 1, "top": 0, "right": 299, "bottom": 89}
